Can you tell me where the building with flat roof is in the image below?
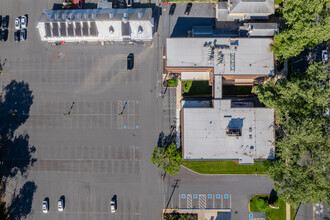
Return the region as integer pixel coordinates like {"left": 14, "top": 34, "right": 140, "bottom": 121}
{"left": 216, "top": 0, "right": 274, "bottom": 21}
{"left": 36, "top": 8, "right": 154, "bottom": 43}
{"left": 166, "top": 37, "right": 274, "bottom": 86}
{"left": 182, "top": 99, "right": 275, "bottom": 164}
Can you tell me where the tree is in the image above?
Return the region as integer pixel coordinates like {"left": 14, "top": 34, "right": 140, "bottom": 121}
{"left": 272, "top": 0, "right": 330, "bottom": 60}
{"left": 253, "top": 63, "right": 330, "bottom": 208}
{"left": 151, "top": 143, "right": 182, "bottom": 176}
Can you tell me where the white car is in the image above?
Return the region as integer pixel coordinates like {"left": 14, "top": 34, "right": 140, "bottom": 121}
{"left": 15, "top": 18, "right": 20, "bottom": 30}
{"left": 20, "top": 16, "right": 27, "bottom": 28}
{"left": 110, "top": 200, "right": 116, "bottom": 213}
{"left": 42, "top": 200, "right": 49, "bottom": 213}
{"left": 322, "top": 50, "right": 328, "bottom": 63}
{"left": 58, "top": 199, "right": 64, "bottom": 212}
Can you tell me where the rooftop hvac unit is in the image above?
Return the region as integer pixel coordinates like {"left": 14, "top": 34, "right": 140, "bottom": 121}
{"left": 138, "top": 25, "right": 143, "bottom": 34}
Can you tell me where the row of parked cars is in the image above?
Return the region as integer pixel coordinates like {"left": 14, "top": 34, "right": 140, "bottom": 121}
{"left": 0, "top": 15, "right": 27, "bottom": 42}
{"left": 0, "top": 15, "right": 9, "bottom": 41}
{"left": 42, "top": 197, "right": 117, "bottom": 213}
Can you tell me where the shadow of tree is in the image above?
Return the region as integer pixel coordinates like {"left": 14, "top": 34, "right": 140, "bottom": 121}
{"left": 0, "top": 134, "right": 36, "bottom": 178}
{"left": 0, "top": 80, "right": 36, "bottom": 219}
{"left": 0, "top": 80, "right": 35, "bottom": 178}
{"left": 8, "top": 181, "right": 37, "bottom": 220}
{"left": 0, "top": 80, "right": 34, "bottom": 139}
{"left": 157, "top": 125, "right": 176, "bottom": 148}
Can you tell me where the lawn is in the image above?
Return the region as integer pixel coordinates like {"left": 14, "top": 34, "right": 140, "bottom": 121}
{"left": 249, "top": 195, "right": 287, "bottom": 220}
{"left": 181, "top": 160, "right": 270, "bottom": 174}
{"left": 182, "top": 81, "right": 212, "bottom": 96}
{"left": 222, "top": 86, "right": 252, "bottom": 96}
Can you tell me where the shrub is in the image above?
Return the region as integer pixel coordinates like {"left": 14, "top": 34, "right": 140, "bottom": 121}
{"left": 256, "top": 197, "right": 269, "bottom": 210}
{"left": 167, "top": 79, "right": 178, "bottom": 87}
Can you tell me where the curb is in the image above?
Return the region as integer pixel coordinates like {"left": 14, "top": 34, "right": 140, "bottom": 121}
{"left": 180, "top": 165, "right": 269, "bottom": 176}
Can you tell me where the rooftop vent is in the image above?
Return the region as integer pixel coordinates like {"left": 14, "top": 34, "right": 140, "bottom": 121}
{"left": 138, "top": 25, "right": 143, "bottom": 34}
{"left": 109, "top": 25, "right": 114, "bottom": 34}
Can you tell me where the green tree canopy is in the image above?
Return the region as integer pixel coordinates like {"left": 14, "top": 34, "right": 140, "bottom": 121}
{"left": 151, "top": 143, "right": 182, "bottom": 176}
{"left": 272, "top": 0, "right": 330, "bottom": 60}
{"left": 253, "top": 63, "right": 330, "bottom": 208}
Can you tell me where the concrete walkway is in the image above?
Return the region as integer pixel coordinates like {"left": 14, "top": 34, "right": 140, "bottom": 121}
{"left": 286, "top": 203, "right": 291, "bottom": 220}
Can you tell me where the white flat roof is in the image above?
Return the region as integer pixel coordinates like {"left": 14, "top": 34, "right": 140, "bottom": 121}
{"left": 183, "top": 100, "right": 275, "bottom": 164}
{"left": 166, "top": 38, "right": 274, "bottom": 76}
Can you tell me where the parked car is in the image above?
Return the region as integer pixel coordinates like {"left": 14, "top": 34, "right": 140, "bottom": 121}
{"left": 20, "top": 15, "right": 27, "bottom": 28}
{"left": 14, "top": 31, "right": 19, "bottom": 42}
{"left": 127, "top": 53, "right": 134, "bottom": 70}
{"left": 58, "top": 199, "right": 64, "bottom": 212}
{"left": 322, "top": 50, "right": 328, "bottom": 63}
{"left": 2, "top": 15, "right": 9, "bottom": 29}
{"left": 15, "top": 17, "right": 20, "bottom": 29}
{"left": 78, "top": 0, "right": 83, "bottom": 9}
{"left": 0, "top": 16, "right": 2, "bottom": 26}
{"left": 20, "top": 29, "right": 26, "bottom": 41}
{"left": 184, "top": 3, "right": 192, "bottom": 15}
{"left": 119, "top": 0, "right": 124, "bottom": 8}
{"left": 127, "top": 0, "right": 132, "bottom": 7}
{"left": 110, "top": 200, "right": 116, "bottom": 213}
{"left": 0, "top": 29, "right": 8, "bottom": 41}
{"left": 42, "top": 200, "right": 49, "bottom": 213}
{"left": 169, "top": 3, "right": 176, "bottom": 16}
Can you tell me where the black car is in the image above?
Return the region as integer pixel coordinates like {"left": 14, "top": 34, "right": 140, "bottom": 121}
{"left": 127, "top": 53, "right": 134, "bottom": 70}
{"left": 0, "top": 29, "right": 8, "bottom": 41}
{"left": 14, "top": 31, "right": 20, "bottom": 42}
{"left": 2, "top": 15, "right": 9, "bottom": 29}
{"left": 169, "top": 3, "right": 176, "bottom": 16}
{"left": 184, "top": 3, "right": 192, "bottom": 15}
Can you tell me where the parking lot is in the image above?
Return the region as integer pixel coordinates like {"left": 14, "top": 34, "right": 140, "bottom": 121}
{"left": 0, "top": 0, "right": 166, "bottom": 219}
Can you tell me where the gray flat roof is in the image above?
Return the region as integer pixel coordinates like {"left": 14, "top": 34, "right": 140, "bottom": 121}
{"left": 166, "top": 38, "right": 274, "bottom": 76}
{"left": 183, "top": 100, "right": 275, "bottom": 164}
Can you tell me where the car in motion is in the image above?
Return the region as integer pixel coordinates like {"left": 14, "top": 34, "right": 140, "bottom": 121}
{"left": 169, "top": 3, "right": 176, "bottom": 16}
{"left": 58, "top": 199, "right": 64, "bottom": 211}
{"left": 127, "top": 53, "right": 134, "bottom": 70}
{"left": 42, "top": 200, "right": 49, "bottom": 213}
{"left": 15, "top": 17, "right": 20, "bottom": 29}
{"left": 110, "top": 199, "right": 116, "bottom": 213}
{"left": 184, "top": 3, "right": 192, "bottom": 15}
{"left": 21, "top": 15, "right": 27, "bottom": 28}
{"left": 2, "top": 15, "right": 9, "bottom": 29}
{"left": 20, "top": 29, "right": 26, "bottom": 41}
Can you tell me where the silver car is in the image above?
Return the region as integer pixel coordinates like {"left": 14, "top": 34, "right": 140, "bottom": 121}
{"left": 20, "top": 16, "right": 27, "bottom": 29}
{"left": 15, "top": 18, "right": 20, "bottom": 30}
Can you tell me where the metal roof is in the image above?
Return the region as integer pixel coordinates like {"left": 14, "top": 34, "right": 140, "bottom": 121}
{"left": 230, "top": 0, "right": 274, "bottom": 14}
